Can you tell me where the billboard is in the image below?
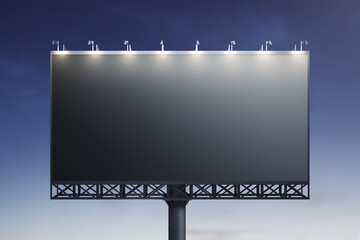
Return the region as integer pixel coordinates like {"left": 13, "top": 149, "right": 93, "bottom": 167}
{"left": 51, "top": 51, "right": 309, "bottom": 184}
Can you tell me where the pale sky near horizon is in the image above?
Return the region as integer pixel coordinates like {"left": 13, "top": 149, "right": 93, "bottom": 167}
{"left": 1, "top": 0, "right": 360, "bottom": 239}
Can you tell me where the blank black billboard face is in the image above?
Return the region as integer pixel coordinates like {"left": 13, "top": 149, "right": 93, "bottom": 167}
{"left": 51, "top": 51, "right": 309, "bottom": 184}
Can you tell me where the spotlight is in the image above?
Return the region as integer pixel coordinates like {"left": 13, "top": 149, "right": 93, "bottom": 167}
{"left": 265, "top": 40, "right": 272, "bottom": 51}
{"left": 96, "top": 44, "right": 100, "bottom": 51}
{"left": 292, "top": 44, "right": 297, "bottom": 51}
{"left": 300, "top": 40, "right": 308, "bottom": 51}
{"left": 260, "top": 44, "right": 264, "bottom": 51}
{"left": 51, "top": 40, "right": 60, "bottom": 51}
{"left": 195, "top": 40, "right": 200, "bottom": 51}
{"left": 124, "top": 40, "right": 130, "bottom": 51}
{"left": 88, "top": 40, "right": 94, "bottom": 51}
{"left": 160, "top": 40, "right": 164, "bottom": 51}
{"left": 230, "top": 40, "right": 236, "bottom": 51}
{"left": 62, "top": 44, "right": 67, "bottom": 51}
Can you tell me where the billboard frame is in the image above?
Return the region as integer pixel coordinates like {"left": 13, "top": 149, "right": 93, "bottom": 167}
{"left": 50, "top": 50, "right": 310, "bottom": 187}
{"left": 50, "top": 50, "right": 310, "bottom": 198}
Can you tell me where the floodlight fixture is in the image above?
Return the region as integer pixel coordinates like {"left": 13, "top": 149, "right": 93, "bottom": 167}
{"left": 260, "top": 44, "right": 264, "bottom": 51}
{"left": 62, "top": 44, "right": 67, "bottom": 51}
{"left": 230, "top": 40, "right": 236, "bottom": 51}
{"left": 195, "top": 40, "right": 200, "bottom": 51}
{"left": 265, "top": 40, "right": 272, "bottom": 51}
{"left": 96, "top": 44, "right": 100, "bottom": 51}
{"left": 292, "top": 44, "right": 297, "bottom": 51}
{"left": 300, "top": 40, "right": 308, "bottom": 51}
{"left": 51, "top": 40, "right": 60, "bottom": 51}
{"left": 160, "top": 40, "right": 164, "bottom": 51}
{"left": 124, "top": 40, "right": 130, "bottom": 51}
{"left": 88, "top": 40, "right": 94, "bottom": 51}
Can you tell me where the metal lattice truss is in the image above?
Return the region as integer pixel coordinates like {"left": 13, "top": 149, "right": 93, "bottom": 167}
{"left": 51, "top": 183, "right": 309, "bottom": 200}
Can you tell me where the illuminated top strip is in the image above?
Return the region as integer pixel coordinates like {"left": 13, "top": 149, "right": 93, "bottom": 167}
{"left": 51, "top": 51, "right": 309, "bottom": 55}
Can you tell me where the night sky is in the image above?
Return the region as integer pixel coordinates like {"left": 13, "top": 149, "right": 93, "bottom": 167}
{"left": 1, "top": 1, "right": 360, "bottom": 240}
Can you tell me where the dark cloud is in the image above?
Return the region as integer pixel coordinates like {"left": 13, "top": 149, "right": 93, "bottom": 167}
{"left": 101, "top": 1, "right": 290, "bottom": 50}
{"left": 0, "top": 57, "right": 49, "bottom": 103}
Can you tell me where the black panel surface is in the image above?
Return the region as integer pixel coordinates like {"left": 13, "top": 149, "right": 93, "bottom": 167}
{"left": 51, "top": 52, "right": 309, "bottom": 183}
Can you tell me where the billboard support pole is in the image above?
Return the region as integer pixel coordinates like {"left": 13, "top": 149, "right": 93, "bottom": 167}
{"left": 166, "top": 185, "right": 189, "bottom": 240}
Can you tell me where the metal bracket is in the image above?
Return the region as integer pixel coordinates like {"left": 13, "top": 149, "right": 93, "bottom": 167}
{"left": 51, "top": 183, "right": 309, "bottom": 200}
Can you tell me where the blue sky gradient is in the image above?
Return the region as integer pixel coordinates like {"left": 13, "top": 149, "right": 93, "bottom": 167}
{"left": 0, "top": 1, "right": 359, "bottom": 239}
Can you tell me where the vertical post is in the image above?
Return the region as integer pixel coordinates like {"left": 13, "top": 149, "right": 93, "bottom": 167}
{"left": 166, "top": 185, "right": 189, "bottom": 240}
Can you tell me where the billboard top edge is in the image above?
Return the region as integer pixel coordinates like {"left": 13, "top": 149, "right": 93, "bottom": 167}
{"left": 51, "top": 50, "right": 309, "bottom": 55}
